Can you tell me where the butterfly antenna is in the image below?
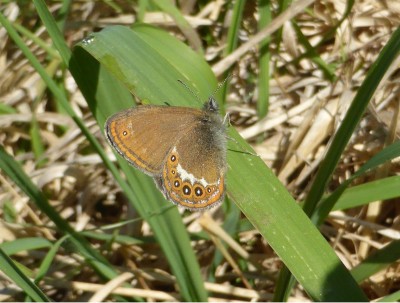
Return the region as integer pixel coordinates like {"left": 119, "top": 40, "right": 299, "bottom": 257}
{"left": 177, "top": 80, "right": 201, "bottom": 103}
{"left": 210, "top": 74, "right": 233, "bottom": 99}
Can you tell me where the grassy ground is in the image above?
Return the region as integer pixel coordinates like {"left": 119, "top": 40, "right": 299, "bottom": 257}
{"left": 0, "top": 0, "right": 399, "bottom": 301}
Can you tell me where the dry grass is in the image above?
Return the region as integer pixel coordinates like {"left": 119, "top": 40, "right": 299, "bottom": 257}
{"left": 1, "top": 0, "right": 399, "bottom": 301}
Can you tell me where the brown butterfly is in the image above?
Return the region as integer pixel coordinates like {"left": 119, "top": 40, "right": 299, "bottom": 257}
{"left": 105, "top": 98, "right": 227, "bottom": 211}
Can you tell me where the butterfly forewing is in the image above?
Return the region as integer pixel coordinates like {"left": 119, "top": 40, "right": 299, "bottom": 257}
{"left": 105, "top": 105, "right": 203, "bottom": 176}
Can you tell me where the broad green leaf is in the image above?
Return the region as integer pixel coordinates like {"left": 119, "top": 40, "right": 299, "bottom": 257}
{"left": 78, "top": 25, "right": 367, "bottom": 301}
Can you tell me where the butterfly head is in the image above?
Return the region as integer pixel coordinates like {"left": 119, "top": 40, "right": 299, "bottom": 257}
{"left": 204, "top": 97, "right": 219, "bottom": 113}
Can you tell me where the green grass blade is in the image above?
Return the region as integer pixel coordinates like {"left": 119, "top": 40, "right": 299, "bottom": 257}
{"left": 33, "top": 0, "right": 72, "bottom": 62}
{"left": 54, "top": 0, "right": 72, "bottom": 31}
{"left": 34, "top": 236, "right": 68, "bottom": 283}
{"left": 351, "top": 240, "right": 400, "bottom": 283}
{"left": 0, "top": 248, "right": 50, "bottom": 301}
{"left": 12, "top": 22, "right": 60, "bottom": 58}
{"left": 291, "top": 21, "right": 336, "bottom": 81}
{"left": 220, "top": 0, "right": 245, "bottom": 107}
{"left": 257, "top": 0, "right": 271, "bottom": 118}
{"left": 303, "top": 26, "right": 400, "bottom": 217}
{"left": 377, "top": 289, "right": 400, "bottom": 302}
{"left": 274, "top": 0, "right": 291, "bottom": 58}
{"left": 273, "top": 269, "right": 296, "bottom": 302}
{"left": 315, "top": 139, "right": 400, "bottom": 222}
{"left": 151, "top": 0, "right": 203, "bottom": 52}
{"left": 333, "top": 175, "right": 400, "bottom": 211}
{"left": 0, "top": 238, "right": 52, "bottom": 255}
